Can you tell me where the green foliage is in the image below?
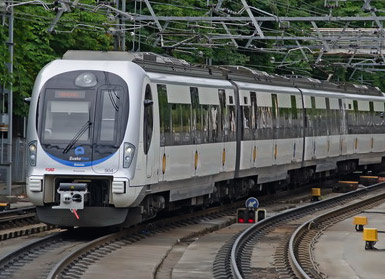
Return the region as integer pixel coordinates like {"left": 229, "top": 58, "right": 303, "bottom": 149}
{"left": 1, "top": 2, "right": 113, "bottom": 116}
{"left": 0, "top": 26, "right": 11, "bottom": 87}
{"left": 2, "top": 0, "right": 385, "bottom": 118}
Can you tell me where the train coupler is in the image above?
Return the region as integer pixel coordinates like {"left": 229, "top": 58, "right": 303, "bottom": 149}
{"left": 52, "top": 183, "right": 88, "bottom": 213}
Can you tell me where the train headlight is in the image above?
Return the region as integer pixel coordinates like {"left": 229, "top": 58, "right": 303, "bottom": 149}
{"left": 75, "top": 72, "right": 97, "bottom": 87}
{"left": 123, "top": 142, "right": 135, "bottom": 168}
{"left": 28, "top": 141, "right": 37, "bottom": 166}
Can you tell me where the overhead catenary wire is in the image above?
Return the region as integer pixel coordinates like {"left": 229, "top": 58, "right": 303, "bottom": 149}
{"left": 2, "top": 0, "right": 385, "bottom": 83}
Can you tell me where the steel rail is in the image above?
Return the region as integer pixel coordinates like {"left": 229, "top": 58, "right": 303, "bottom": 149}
{"left": 0, "top": 206, "right": 37, "bottom": 226}
{"left": 0, "top": 212, "right": 35, "bottom": 222}
{"left": 230, "top": 182, "right": 385, "bottom": 279}
{"left": 47, "top": 230, "right": 129, "bottom": 279}
{"left": 0, "top": 206, "right": 35, "bottom": 217}
{"left": 0, "top": 231, "right": 64, "bottom": 267}
{"left": 289, "top": 190, "right": 385, "bottom": 279}
{"left": 47, "top": 200, "right": 244, "bottom": 278}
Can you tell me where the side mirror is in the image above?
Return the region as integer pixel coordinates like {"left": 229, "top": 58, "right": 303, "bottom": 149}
{"left": 24, "top": 97, "right": 31, "bottom": 104}
{"left": 144, "top": 99, "right": 154, "bottom": 107}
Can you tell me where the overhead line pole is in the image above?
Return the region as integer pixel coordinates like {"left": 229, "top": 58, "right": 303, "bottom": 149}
{"left": 8, "top": 2, "right": 13, "bottom": 196}
{"left": 0, "top": 0, "right": 13, "bottom": 195}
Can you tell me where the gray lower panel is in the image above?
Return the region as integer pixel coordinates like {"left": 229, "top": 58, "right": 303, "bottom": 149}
{"left": 170, "top": 183, "right": 215, "bottom": 202}
{"left": 36, "top": 206, "right": 129, "bottom": 227}
{"left": 359, "top": 157, "right": 382, "bottom": 165}
{"left": 316, "top": 161, "right": 337, "bottom": 172}
{"left": 257, "top": 171, "right": 288, "bottom": 184}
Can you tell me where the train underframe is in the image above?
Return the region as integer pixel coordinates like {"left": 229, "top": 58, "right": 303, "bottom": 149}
{"left": 36, "top": 158, "right": 385, "bottom": 228}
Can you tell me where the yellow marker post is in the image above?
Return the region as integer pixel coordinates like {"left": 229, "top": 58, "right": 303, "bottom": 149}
{"left": 0, "top": 203, "right": 10, "bottom": 211}
{"left": 311, "top": 188, "right": 321, "bottom": 201}
{"left": 363, "top": 228, "right": 378, "bottom": 250}
{"left": 334, "top": 181, "right": 358, "bottom": 193}
{"left": 359, "top": 176, "right": 379, "bottom": 186}
{"left": 353, "top": 216, "right": 368, "bottom": 232}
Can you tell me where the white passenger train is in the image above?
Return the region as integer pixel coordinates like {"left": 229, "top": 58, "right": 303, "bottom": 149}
{"left": 26, "top": 51, "right": 385, "bottom": 227}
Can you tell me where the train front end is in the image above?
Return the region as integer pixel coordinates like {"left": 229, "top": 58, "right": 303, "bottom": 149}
{"left": 26, "top": 58, "right": 145, "bottom": 227}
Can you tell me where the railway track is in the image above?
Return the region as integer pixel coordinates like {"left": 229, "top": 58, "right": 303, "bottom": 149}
{"left": 0, "top": 206, "right": 36, "bottom": 228}
{"left": 0, "top": 230, "right": 91, "bottom": 279}
{"left": 0, "top": 206, "right": 56, "bottom": 240}
{"left": 48, "top": 204, "right": 240, "bottom": 279}
{"left": 289, "top": 189, "right": 385, "bottom": 279}
{"left": 0, "top": 202, "right": 240, "bottom": 279}
{"left": 225, "top": 182, "right": 385, "bottom": 279}
{"left": 0, "top": 180, "right": 364, "bottom": 278}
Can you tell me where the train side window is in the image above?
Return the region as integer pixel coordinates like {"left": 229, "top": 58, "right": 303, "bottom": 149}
{"left": 171, "top": 104, "right": 181, "bottom": 145}
{"left": 318, "top": 98, "right": 328, "bottom": 137}
{"left": 225, "top": 91, "right": 236, "bottom": 141}
{"left": 229, "top": 96, "right": 234, "bottom": 105}
{"left": 353, "top": 100, "right": 359, "bottom": 134}
{"left": 339, "top": 99, "right": 347, "bottom": 135}
{"left": 353, "top": 100, "right": 358, "bottom": 112}
{"left": 374, "top": 103, "right": 385, "bottom": 133}
{"left": 272, "top": 94, "right": 278, "bottom": 139}
{"left": 181, "top": 104, "right": 191, "bottom": 145}
{"left": 308, "top": 96, "right": 316, "bottom": 137}
{"left": 291, "top": 95, "right": 297, "bottom": 120}
{"left": 257, "top": 105, "right": 273, "bottom": 141}
{"left": 202, "top": 105, "right": 209, "bottom": 143}
{"left": 272, "top": 94, "right": 278, "bottom": 120}
{"left": 291, "top": 95, "right": 298, "bottom": 139}
{"left": 209, "top": 105, "right": 219, "bottom": 143}
{"left": 229, "top": 105, "right": 236, "bottom": 141}
{"left": 171, "top": 104, "right": 191, "bottom": 145}
{"left": 250, "top": 92, "right": 257, "bottom": 140}
{"left": 369, "top": 101, "right": 374, "bottom": 131}
{"left": 143, "top": 84, "right": 153, "bottom": 155}
{"left": 218, "top": 89, "right": 226, "bottom": 142}
{"left": 278, "top": 107, "right": 290, "bottom": 139}
{"left": 157, "top": 84, "right": 170, "bottom": 146}
{"left": 190, "top": 87, "right": 201, "bottom": 144}
{"left": 242, "top": 103, "right": 251, "bottom": 140}
{"left": 325, "top": 98, "right": 331, "bottom": 135}
{"left": 332, "top": 99, "right": 341, "bottom": 135}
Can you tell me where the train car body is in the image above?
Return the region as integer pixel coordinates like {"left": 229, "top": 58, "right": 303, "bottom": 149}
{"left": 26, "top": 51, "right": 385, "bottom": 227}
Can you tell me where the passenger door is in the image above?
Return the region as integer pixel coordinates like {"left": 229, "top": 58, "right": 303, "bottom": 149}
{"left": 190, "top": 87, "right": 200, "bottom": 176}
{"left": 144, "top": 84, "right": 155, "bottom": 178}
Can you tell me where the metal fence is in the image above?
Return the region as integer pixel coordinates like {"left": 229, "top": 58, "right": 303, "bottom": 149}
{"left": 0, "top": 137, "right": 26, "bottom": 194}
{"left": 13, "top": 137, "right": 26, "bottom": 182}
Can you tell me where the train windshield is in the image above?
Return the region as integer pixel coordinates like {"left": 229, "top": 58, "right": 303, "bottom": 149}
{"left": 41, "top": 90, "right": 94, "bottom": 144}
{"left": 37, "top": 70, "right": 129, "bottom": 165}
{"left": 43, "top": 96, "right": 91, "bottom": 142}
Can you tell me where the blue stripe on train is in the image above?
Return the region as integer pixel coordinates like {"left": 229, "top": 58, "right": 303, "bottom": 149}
{"left": 46, "top": 153, "right": 115, "bottom": 167}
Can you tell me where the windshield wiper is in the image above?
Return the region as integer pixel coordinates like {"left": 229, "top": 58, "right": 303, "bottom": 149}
{"left": 63, "top": 121, "right": 92, "bottom": 154}
{"left": 108, "top": 90, "right": 119, "bottom": 111}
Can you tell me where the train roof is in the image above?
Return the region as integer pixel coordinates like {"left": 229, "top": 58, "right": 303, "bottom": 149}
{"left": 63, "top": 50, "right": 384, "bottom": 97}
